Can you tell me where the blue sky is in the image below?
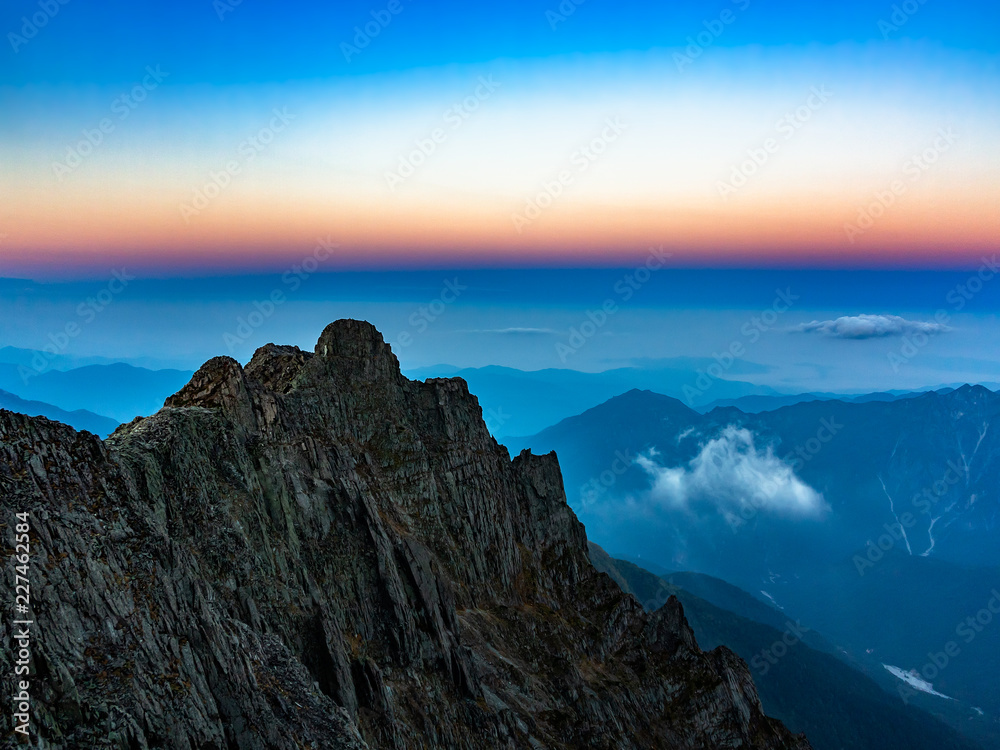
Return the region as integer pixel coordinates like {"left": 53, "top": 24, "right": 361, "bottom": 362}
{"left": 2, "top": 0, "right": 998, "bottom": 392}
{"left": 4, "top": 0, "right": 999, "bottom": 86}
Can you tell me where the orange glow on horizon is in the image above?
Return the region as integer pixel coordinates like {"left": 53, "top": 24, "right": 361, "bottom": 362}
{"left": 3, "top": 46, "right": 998, "bottom": 277}
{"left": 3, "top": 174, "right": 997, "bottom": 275}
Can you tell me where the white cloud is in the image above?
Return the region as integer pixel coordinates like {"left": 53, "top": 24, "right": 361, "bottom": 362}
{"left": 636, "top": 426, "right": 827, "bottom": 519}
{"left": 458, "top": 327, "right": 557, "bottom": 335}
{"left": 792, "top": 314, "right": 950, "bottom": 340}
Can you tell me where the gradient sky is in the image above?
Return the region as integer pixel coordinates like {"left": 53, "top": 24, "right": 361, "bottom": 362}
{"left": 2, "top": 1, "right": 999, "bottom": 393}
{"left": 1, "top": 0, "right": 998, "bottom": 276}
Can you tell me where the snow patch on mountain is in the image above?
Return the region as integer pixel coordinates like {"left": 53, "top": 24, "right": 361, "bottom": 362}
{"left": 883, "top": 664, "right": 954, "bottom": 700}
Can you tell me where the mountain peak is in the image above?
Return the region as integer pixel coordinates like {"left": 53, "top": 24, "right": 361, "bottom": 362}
{"left": 315, "top": 318, "right": 403, "bottom": 384}
{"left": 953, "top": 383, "right": 996, "bottom": 397}
{"left": 579, "top": 387, "right": 700, "bottom": 422}
{"left": 164, "top": 355, "right": 246, "bottom": 406}
{"left": 315, "top": 318, "right": 389, "bottom": 361}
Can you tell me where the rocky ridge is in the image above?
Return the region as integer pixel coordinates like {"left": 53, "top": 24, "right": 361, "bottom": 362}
{"left": 0, "top": 320, "right": 810, "bottom": 749}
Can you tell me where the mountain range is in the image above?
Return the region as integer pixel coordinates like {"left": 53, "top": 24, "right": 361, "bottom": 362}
{"left": 403, "top": 362, "right": 777, "bottom": 437}
{"left": 404, "top": 361, "right": 1000, "bottom": 439}
{"left": 0, "top": 362, "right": 193, "bottom": 423}
{"left": 506, "top": 386, "right": 1000, "bottom": 743}
{"left": 692, "top": 387, "right": 968, "bottom": 414}
{"left": 0, "top": 345, "right": 184, "bottom": 373}
{"left": 1, "top": 328, "right": 997, "bottom": 747}
{"left": 0, "top": 321, "right": 810, "bottom": 749}
{"left": 0, "top": 389, "right": 119, "bottom": 437}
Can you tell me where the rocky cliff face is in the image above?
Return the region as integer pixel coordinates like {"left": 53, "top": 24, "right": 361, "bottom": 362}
{"left": 0, "top": 320, "right": 810, "bottom": 749}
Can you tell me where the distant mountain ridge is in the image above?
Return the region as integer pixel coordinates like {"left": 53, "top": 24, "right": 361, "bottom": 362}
{"left": 0, "top": 362, "right": 194, "bottom": 423}
{"left": 406, "top": 361, "right": 997, "bottom": 438}
{"left": 508, "top": 385, "right": 1000, "bottom": 727}
{"left": 404, "top": 363, "right": 776, "bottom": 437}
{"left": 0, "top": 389, "right": 119, "bottom": 437}
{"left": 696, "top": 387, "right": 968, "bottom": 414}
{"left": 510, "top": 384, "right": 1000, "bottom": 568}
{"left": 0, "top": 345, "right": 186, "bottom": 372}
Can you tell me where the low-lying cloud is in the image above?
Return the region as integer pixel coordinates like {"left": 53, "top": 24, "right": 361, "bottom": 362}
{"left": 461, "top": 327, "right": 557, "bottom": 335}
{"left": 792, "top": 314, "right": 950, "bottom": 340}
{"left": 636, "top": 426, "right": 827, "bottom": 520}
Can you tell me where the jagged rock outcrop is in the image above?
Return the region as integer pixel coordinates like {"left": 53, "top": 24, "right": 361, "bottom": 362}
{"left": 0, "top": 320, "right": 811, "bottom": 749}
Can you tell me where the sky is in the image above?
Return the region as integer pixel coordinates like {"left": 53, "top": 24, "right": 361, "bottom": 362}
{"left": 1, "top": 0, "right": 998, "bottom": 391}
{"left": 1, "top": 0, "right": 998, "bottom": 275}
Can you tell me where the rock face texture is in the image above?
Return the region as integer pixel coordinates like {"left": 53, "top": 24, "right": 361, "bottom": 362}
{"left": 0, "top": 320, "right": 810, "bottom": 749}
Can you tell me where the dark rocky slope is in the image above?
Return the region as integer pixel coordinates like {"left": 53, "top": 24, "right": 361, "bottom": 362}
{"left": 0, "top": 320, "right": 809, "bottom": 749}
